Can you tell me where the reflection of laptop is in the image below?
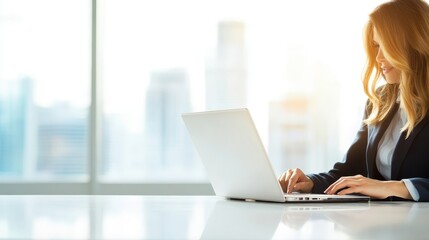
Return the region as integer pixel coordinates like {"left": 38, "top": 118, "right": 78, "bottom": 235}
{"left": 182, "top": 108, "right": 370, "bottom": 203}
{"left": 200, "top": 200, "right": 284, "bottom": 239}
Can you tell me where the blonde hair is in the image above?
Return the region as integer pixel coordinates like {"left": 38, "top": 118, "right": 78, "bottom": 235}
{"left": 363, "top": 0, "right": 429, "bottom": 138}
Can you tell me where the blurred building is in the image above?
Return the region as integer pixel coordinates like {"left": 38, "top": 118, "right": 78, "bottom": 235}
{"left": 0, "top": 77, "right": 88, "bottom": 178}
{"left": 144, "top": 69, "right": 194, "bottom": 176}
{"left": 0, "top": 77, "right": 34, "bottom": 176}
{"left": 205, "top": 21, "right": 247, "bottom": 110}
{"left": 101, "top": 114, "right": 126, "bottom": 177}
{"left": 37, "top": 103, "right": 88, "bottom": 176}
{"left": 269, "top": 96, "right": 310, "bottom": 174}
{"left": 269, "top": 82, "right": 341, "bottom": 175}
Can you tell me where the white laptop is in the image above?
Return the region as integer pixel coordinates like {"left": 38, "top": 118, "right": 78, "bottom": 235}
{"left": 182, "top": 108, "right": 370, "bottom": 203}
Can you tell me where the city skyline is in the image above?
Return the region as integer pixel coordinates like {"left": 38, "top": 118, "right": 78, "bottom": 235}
{"left": 0, "top": 77, "right": 88, "bottom": 178}
{"left": 0, "top": 9, "right": 367, "bottom": 180}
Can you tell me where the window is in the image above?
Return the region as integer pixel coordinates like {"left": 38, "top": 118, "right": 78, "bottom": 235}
{"left": 0, "top": 0, "right": 385, "bottom": 193}
{"left": 99, "top": 0, "right": 382, "bottom": 182}
{"left": 0, "top": 0, "right": 91, "bottom": 180}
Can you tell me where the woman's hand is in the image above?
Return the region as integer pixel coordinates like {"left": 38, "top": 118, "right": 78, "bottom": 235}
{"left": 324, "top": 174, "right": 412, "bottom": 200}
{"left": 278, "top": 168, "right": 314, "bottom": 194}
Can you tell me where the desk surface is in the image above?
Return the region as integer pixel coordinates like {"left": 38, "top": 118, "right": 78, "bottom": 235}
{"left": 0, "top": 195, "right": 427, "bottom": 239}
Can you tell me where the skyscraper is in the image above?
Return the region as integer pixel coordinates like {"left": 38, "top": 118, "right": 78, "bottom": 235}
{"left": 0, "top": 77, "right": 33, "bottom": 176}
{"left": 205, "top": 21, "right": 247, "bottom": 110}
{"left": 37, "top": 103, "right": 88, "bottom": 176}
{"left": 144, "top": 69, "right": 194, "bottom": 177}
{"left": 268, "top": 97, "right": 310, "bottom": 175}
{"left": 268, "top": 79, "right": 341, "bottom": 174}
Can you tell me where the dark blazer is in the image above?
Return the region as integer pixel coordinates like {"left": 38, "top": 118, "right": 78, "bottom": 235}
{"left": 307, "top": 101, "right": 429, "bottom": 201}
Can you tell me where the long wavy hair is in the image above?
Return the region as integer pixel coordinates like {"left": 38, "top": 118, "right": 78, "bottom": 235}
{"left": 362, "top": 0, "right": 429, "bottom": 138}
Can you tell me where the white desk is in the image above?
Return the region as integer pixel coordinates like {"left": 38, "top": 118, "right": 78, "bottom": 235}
{"left": 0, "top": 195, "right": 427, "bottom": 239}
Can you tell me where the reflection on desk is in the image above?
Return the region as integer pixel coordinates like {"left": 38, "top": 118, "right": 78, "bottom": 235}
{"left": 0, "top": 195, "right": 427, "bottom": 239}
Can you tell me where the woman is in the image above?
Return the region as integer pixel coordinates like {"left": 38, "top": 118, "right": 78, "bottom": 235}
{"left": 278, "top": 0, "right": 429, "bottom": 202}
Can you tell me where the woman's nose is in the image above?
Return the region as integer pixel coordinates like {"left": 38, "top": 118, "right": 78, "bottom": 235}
{"left": 376, "top": 47, "right": 385, "bottom": 63}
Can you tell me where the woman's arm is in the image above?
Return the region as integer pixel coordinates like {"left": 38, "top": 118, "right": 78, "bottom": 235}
{"left": 408, "top": 178, "right": 429, "bottom": 201}
{"left": 323, "top": 175, "right": 412, "bottom": 200}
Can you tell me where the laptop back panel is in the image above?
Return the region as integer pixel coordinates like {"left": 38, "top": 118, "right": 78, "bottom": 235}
{"left": 182, "top": 108, "right": 286, "bottom": 202}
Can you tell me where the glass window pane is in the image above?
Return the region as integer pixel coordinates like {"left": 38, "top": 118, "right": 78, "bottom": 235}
{"left": 0, "top": 0, "right": 91, "bottom": 180}
{"left": 99, "top": 0, "right": 384, "bottom": 181}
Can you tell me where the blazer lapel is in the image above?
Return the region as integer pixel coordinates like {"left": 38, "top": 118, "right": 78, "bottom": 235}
{"left": 366, "top": 103, "right": 399, "bottom": 178}
{"left": 391, "top": 113, "right": 429, "bottom": 179}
